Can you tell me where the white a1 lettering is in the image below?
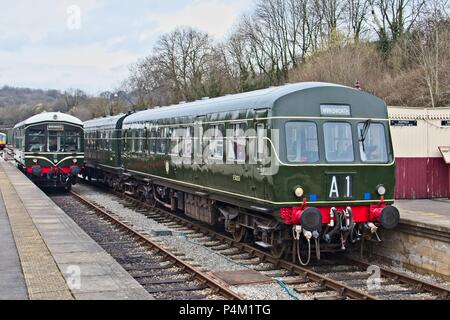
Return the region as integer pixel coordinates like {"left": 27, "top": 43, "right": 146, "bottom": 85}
{"left": 329, "top": 176, "right": 339, "bottom": 198}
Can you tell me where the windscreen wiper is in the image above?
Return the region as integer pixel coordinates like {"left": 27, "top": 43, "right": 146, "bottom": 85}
{"left": 359, "top": 119, "right": 372, "bottom": 152}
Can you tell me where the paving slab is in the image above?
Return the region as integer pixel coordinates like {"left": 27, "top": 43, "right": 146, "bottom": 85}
{"left": 0, "top": 190, "right": 28, "bottom": 300}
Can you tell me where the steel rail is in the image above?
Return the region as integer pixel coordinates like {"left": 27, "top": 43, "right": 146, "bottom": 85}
{"left": 117, "top": 190, "right": 450, "bottom": 300}
{"left": 339, "top": 256, "right": 450, "bottom": 299}
{"left": 70, "top": 190, "right": 243, "bottom": 301}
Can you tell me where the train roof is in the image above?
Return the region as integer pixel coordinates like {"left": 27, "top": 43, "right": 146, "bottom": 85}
{"left": 14, "top": 112, "right": 83, "bottom": 128}
{"left": 84, "top": 113, "right": 128, "bottom": 130}
{"left": 123, "top": 82, "right": 351, "bottom": 125}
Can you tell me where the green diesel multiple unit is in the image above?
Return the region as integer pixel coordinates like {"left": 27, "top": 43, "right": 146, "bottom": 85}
{"left": 84, "top": 82, "right": 400, "bottom": 263}
{"left": 13, "top": 112, "right": 84, "bottom": 190}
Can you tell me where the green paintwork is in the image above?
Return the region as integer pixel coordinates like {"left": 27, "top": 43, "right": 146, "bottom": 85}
{"left": 86, "top": 83, "right": 395, "bottom": 214}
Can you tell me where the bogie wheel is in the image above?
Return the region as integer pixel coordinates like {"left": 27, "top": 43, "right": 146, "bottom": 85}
{"left": 232, "top": 225, "right": 248, "bottom": 243}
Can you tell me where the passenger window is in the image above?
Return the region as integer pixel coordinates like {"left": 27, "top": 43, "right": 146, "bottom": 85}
{"left": 358, "top": 123, "right": 388, "bottom": 163}
{"left": 65, "top": 131, "right": 80, "bottom": 152}
{"left": 194, "top": 123, "right": 204, "bottom": 160}
{"left": 142, "top": 129, "right": 148, "bottom": 154}
{"left": 48, "top": 131, "right": 62, "bottom": 152}
{"left": 130, "top": 131, "right": 135, "bottom": 153}
{"left": 157, "top": 128, "right": 167, "bottom": 154}
{"left": 227, "top": 123, "right": 246, "bottom": 162}
{"left": 138, "top": 129, "right": 143, "bottom": 153}
{"left": 182, "top": 127, "right": 193, "bottom": 158}
{"left": 324, "top": 122, "right": 354, "bottom": 162}
{"left": 169, "top": 128, "right": 179, "bottom": 156}
{"left": 150, "top": 128, "right": 157, "bottom": 154}
{"left": 209, "top": 125, "right": 224, "bottom": 160}
{"left": 28, "top": 130, "right": 46, "bottom": 152}
{"left": 285, "top": 122, "right": 319, "bottom": 163}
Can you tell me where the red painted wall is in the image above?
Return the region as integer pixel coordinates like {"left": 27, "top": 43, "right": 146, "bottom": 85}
{"left": 395, "top": 157, "right": 449, "bottom": 199}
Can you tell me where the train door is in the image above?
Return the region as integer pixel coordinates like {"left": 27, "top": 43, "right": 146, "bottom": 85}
{"left": 193, "top": 116, "right": 205, "bottom": 175}
{"left": 253, "top": 109, "right": 270, "bottom": 199}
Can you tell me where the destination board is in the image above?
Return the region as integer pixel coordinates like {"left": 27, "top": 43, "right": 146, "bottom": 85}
{"left": 320, "top": 104, "right": 351, "bottom": 117}
{"left": 48, "top": 124, "right": 64, "bottom": 131}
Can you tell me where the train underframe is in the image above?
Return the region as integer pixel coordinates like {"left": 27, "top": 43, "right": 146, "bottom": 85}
{"left": 84, "top": 167, "right": 400, "bottom": 265}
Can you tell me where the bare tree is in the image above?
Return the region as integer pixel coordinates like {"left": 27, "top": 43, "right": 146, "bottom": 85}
{"left": 370, "top": 0, "right": 427, "bottom": 42}
{"left": 410, "top": 9, "right": 450, "bottom": 108}
{"left": 346, "top": 0, "right": 371, "bottom": 41}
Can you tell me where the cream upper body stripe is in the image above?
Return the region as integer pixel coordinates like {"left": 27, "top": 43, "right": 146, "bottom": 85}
{"left": 125, "top": 168, "right": 393, "bottom": 206}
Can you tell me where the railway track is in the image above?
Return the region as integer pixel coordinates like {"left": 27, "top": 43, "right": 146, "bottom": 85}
{"left": 74, "top": 181, "right": 450, "bottom": 300}
{"left": 51, "top": 191, "right": 242, "bottom": 301}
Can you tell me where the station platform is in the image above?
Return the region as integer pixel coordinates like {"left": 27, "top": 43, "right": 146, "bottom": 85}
{"left": 0, "top": 159, "right": 152, "bottom": 300}
{"left": 369, "top": 199, "right": 450, "bottom": 280}
{"left": 395, "top": 199, "right": 450, "bottom": 234}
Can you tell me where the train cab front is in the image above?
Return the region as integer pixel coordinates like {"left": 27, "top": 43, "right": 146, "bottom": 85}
{"left": 277, "top": 169, "right": 400, "bottom": 265}
{"left": 271, "top": 94, "right": 400, "bottom": 265}
{"left": 27, "top": 157, "right": 82, "bottom": 190}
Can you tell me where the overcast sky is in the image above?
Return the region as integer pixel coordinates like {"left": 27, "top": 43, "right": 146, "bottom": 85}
{"left": 0, "top": 0, "right": 253, "bottom": 94}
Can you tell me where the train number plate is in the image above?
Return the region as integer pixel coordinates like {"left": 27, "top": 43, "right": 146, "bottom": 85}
{"left": 327, "top": 175, "right": 353, "bottom": 199}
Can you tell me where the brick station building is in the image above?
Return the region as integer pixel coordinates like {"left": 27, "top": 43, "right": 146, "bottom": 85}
{"left": 389, "top": 106, "right": 450, "bottom": 200}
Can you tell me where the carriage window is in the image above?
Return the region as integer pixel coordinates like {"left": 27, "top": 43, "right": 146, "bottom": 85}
{"left": 157, "top": 128, "right": 167, "bottom": 154}
{"left": 209, "top": 125, "right": 224, "bottom": 160}
{"left": 109, "top": 131, "right": 113, "bottom": 151}
{"left": 105, "top": 131, "right": 110, "bottom": 151}
{"left": 285, "top": 122, "right": 319, "bottom": 163}
{"left": 129, "top": 131, "right": 134, "bottom": 152}
{"left": 324, "top": 122, "right": 354, "bottom": 162}
{"left": 227, "top": 123, "right": 246, "bottom": 162}
{"left": 65, "top": 131, "right": 80, "bottom": 152}
{"left": 169, "top": 128, "right": 180, "bottom": 156}
{"left": 150, "top": 128, "right": 157, "bottom": 154}
{"left": 138, "top": 129, "right": 144, "bottom": 153}
{"left": 142, "top": 129, "right": 148, "bottom": 153}
{"left": 182, "top": 127, "right": 193, "bottom": 158}
{"left": 28, "top": 130, "right": 46, "bottom": 152}
{"left": 358, "top": 123, "right": 388, "bottom": 163}
{"left": 48, "top": 131, "right": 62, "bottom": 152}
